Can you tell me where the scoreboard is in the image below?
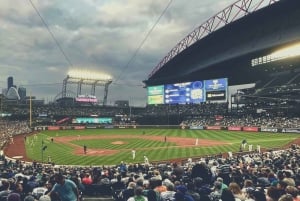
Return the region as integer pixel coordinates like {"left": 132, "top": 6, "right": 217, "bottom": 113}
{"left": 164, "top": 81, "right": 204, "bottom": 104}
{"left": 147, "top": 78, "right": 228, "bottom": 105}
{"left": 147, "top": 86, "right": 164, "bottom": 104}
{"left": 205, "top": 78, "right": 227, "bottom": 101}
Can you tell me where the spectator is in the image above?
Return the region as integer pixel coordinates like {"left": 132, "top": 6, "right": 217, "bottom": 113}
{"left": 186, "top": 182, "right": 200, "bottom": 201}
{"left": 191, "top": 162, "right": 211, "bottom": 184}
{"left": 267, "top": 186, "right": 283, "bottom": 201}
{"left": 112, "top": 175, "right": 126, "bottom": 191}
{"left": 49, "top": 173, "right": 79, "bottom": 201}
{"left": 241, "top": 179, "right": 255, "bottom": 195}
{"left": 278, "top": 194, "right": 294, "bottom": 201}
{"left": 284, "top": 186, "right": 300, "bottom": 201}
{"left": 220, "top": 189, "right": 236, "bottom": 201}
{"left": 217, "top": 163, "right": 231, "bottom": 186}
{"left": 209, "top": 181, "right": 222, "bottom": 201}
{"left": 122, "top": 182, "right": 136, "bottom": 201}
{"left": 12, "top": 182, "right": 25, "bottom": 201}
{"left": 246, "top": 190, "right": 266, "bottom": 201}
{"left": 81, "top": 173, "right": 93, "bottom": 185}
{"left": 24, "top": 194, "right": 35, "bottom": 201}
{"left": 175, "top": 185, "right": 194, "bottom": 201}
{"left": 216, "top": 177, "right": 228, "bottom": 191}
{"left": 0, "top": 180, "right": 12, "bottom": 201}
{"left": 193, "top": 177, "right": 211, "bottom": 200}
{"left": 127, "top": 186, "right": 148, "bottom": 201}
{"left": 153, "top": 179, "right": 167, "bottom": 194}
{"left": 32, "top": 181, "right": 48, "bottom": 200}
{"left": 277, "top": 181, "right": 289, "bottom": 197}
{"left": 7, "top": 193, "right": 21, "bottom": 201}
{"left": 161, "top": 182, "right": 176, "bottom": 201}
{"left": 282, "top": 171, "right": 295, "bottom": 187}
{"left": 228, "top": 182, "right": 246, "bottom": 201}
{"left": 146, "top": 178, "right": 163, "bottom": 201}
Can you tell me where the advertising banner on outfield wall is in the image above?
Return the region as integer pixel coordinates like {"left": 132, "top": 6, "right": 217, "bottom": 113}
{"left": 261, "top": 128, "right": 278, "bottom": 132}
{"left": 118, "top": 126, "right": 127, "bottom": 128}
{"left": 48, "top": 126, "right": 60, "bottom": 130}
{"left": 242, "top": 127, "right": 259, "bottom": 132}
{"left": 86, "top": 125, "right": 97, "bottom": 129}
{"left": 104, "top": 125, "right": 114, "bottom": 129}
{"left": 228, "top": 126, "right": 242, "bottom": 131}
{"left": 35, "top": 127, "right": 46, "bottom": 131}
{"left": 189, "top": 126, "right": 204, "bottom": 130}
{"left": 74, "top": 126, "right": 85, "bottom": 130}
{"left": 62, "top": 126, "right": 72, "bottom": 130}
{"left": 282, "top": 128, "right": 300, "bottom": 133}
{"left": 206, "top": 126, "right": 221, "bottom": 130}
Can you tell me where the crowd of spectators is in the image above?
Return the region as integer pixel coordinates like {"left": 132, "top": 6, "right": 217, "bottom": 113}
{"left": 5, "top": 105, "right": 128, "bottom": 118}
{"left": 254, "top": 83, "right": 300, "bottom": 97}
{"left": 182, "top": 115, "right": 300, "bottom": 128}
{"left": 144, "top": 103, "right": 228, "bottom": 117}
{"left": 0, "top": 120, "right": 31, "bottom": 149}
{"left": 1, "top": 144, "right": 300, "bottom": 201}
{"left": 1, "top": 99, "right": 299, "bottom": 127}
{"left": 4, "top": 102, "right": 230, "bottom": 120}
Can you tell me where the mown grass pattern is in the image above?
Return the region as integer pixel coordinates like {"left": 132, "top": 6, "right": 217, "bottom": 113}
{"left": 25, "top": 129, "right": 298, "bottom": 166}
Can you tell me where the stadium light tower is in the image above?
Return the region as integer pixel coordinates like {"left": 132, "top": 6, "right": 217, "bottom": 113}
{"left": 252, "top": 42, "right": 300, "bottom": 66}
{"left": 62, "top": 69, "right": 113, "bottom": 105}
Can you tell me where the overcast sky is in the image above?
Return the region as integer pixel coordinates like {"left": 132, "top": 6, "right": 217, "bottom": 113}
{"left": 0, "top": 0, "right": 238, "bottom": 106}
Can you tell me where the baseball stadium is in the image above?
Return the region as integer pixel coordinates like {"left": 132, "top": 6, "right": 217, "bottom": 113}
{"left": 1, "top": 0, "right": 300, "bottom": 200}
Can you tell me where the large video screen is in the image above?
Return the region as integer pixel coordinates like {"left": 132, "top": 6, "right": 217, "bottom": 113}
{"left": 147, "top": 78, "right": 227, "bottom": 105}
{"left": 205, "top": 78, "right": 227, "bottom": 91}
{"left": 205, "top": 78, "right": 228, "bottom": 101}
{"left": 147, "top": 85, "right": 164, "bottom": 104}
{"left": 165, "top": 81, "right": 204, "bottom": 104}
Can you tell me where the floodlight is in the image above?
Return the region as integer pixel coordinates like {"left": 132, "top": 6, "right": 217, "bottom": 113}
{"left": 252, "top": 42, "right": 300, "bottom": 66}
{"left": 62, "top": 69, "right": 113, "bottom": 106}
{"left": 68, "top": 69, "right": 112, "bottom": 81}
{"left": 271, "top": 43, "right": 300, "bottom": 60}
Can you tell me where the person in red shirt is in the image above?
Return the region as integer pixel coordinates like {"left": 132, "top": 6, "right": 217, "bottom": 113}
{"left": 81, "top": 173, "right": 93, "bottom": 185}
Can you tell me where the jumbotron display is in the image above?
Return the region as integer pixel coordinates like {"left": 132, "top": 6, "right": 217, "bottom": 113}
{"left": 147, "top": 78, "right": 228, "bottom": 105}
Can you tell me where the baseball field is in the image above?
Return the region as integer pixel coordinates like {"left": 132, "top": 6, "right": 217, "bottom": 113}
{"left": 6, "top": 129, "right": 300, "bottom": 166}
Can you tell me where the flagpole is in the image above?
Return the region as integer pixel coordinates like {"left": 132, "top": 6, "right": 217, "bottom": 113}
{"left": 29, "top": 92, "right": 32, "bottom": 127}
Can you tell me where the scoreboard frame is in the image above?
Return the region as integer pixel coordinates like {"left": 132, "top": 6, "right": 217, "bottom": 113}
{"left": 147, "top": 78, "right": 228, "bottom": 105}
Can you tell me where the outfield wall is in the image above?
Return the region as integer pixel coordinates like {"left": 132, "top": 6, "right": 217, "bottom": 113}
{"left": 34, "top": 125, "right": 300, "bottom": 134}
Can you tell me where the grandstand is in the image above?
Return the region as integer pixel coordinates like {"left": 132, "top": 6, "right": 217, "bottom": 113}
{"left": 144, "top": 0, "right": 300, "bottom": 119}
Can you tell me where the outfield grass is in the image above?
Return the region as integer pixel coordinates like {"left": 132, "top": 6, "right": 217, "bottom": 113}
{"left": 25, "top": 129, "right": 299, "bottom": 166}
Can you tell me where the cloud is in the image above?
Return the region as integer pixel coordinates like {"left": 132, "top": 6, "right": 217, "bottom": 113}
{"left": 0, "top": 0, "right": 237, "bottom": 106}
